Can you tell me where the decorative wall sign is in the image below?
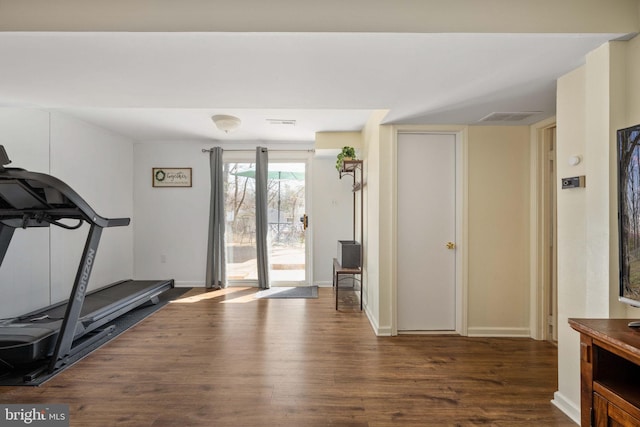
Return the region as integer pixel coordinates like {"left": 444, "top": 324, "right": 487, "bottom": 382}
{"left": 152, "top": 168, "right": 192, "bottom": 187}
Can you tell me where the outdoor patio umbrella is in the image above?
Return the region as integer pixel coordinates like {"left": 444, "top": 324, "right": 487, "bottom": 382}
{"left": 231, "top": 166, "right": 304, "bottom": 181}
{"left": 231, "top": 163, "right": 305, "bottom": 238}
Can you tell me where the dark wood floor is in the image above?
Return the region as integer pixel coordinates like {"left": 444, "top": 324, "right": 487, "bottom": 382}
{"left": 0, "top": 287, "right": 576, "bottom": 426}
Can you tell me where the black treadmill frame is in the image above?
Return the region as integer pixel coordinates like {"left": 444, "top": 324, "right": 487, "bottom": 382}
{"left": 47, "top": 223, "right": 103, "bottom": 372}
{"left": 0, "top": 156, "right": 132, "bottom": 375}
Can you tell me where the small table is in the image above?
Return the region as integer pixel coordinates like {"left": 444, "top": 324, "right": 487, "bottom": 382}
{"left": 332, "top": 258, "right": 362, "bottom": 310}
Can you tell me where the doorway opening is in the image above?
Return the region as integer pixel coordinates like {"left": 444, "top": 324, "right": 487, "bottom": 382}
{"left": 224, "top": 160, "right": 309, "bottom": 287}
{"left": 542, "top": 126, "right": 558, "bottom": 342}
{"left": 533, "top": 122, "right": 558, "bottom": 342}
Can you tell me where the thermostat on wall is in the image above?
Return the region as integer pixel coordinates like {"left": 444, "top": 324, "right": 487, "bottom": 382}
{"left": 561, "top": 175, "right": 586, "bottom": 189}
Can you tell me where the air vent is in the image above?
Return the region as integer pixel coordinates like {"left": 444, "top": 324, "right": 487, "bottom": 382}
{"left": 478, "top": 111, "right": 541, "bottom": 122}
{"left": 266, "top": 119, "right": 296, "bottom": 126}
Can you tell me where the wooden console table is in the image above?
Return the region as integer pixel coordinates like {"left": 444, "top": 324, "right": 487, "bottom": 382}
{"left": 332, "top": 258, "right": 362, "bottom": 311}
{"left": 569, "top": 318, "right": 640, "bottom": 426}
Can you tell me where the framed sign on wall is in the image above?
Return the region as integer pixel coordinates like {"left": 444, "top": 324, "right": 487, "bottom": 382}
{"left": 152, "top": 167, "right": 192, "bottom": 187}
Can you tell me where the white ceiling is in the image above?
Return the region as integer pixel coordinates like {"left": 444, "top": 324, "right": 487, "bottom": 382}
{"left": 0, "top": 32, "right": 627, "bottom": 142}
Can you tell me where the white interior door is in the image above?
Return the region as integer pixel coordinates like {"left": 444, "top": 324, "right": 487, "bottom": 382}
{"left": 397, "top": 133, "right": 457, "bottom": 331}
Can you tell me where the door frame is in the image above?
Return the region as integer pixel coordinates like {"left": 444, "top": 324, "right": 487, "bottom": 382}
{"left": 222, "top": 149, "right": 313, "bottom": 287}
{"left": 390, "top": 125, "right": 468, "bottom": 336}
{"left": 529, "top": 117, "right": 557, "bottom": 340}
{"left": 268, "top": 154, "right": 313, "bottom": 287}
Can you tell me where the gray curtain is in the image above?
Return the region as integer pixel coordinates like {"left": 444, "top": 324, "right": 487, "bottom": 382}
{"left": 255, "top": 147, "right": 270, "bottom": 289}
{"left": 206, "top": 147, "right": 226, "bottom": 290}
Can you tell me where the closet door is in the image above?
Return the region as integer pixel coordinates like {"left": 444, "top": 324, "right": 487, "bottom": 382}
{"left": 397, "top": 133, "right": 457, "bottom": 331}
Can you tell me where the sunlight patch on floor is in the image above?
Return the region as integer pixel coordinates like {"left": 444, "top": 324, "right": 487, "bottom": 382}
{"left": 171, "top": 287, "right": 252, "bottom": 304}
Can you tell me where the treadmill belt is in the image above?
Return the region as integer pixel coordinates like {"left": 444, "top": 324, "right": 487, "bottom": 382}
{"left": 0, "top": 279, "right": 173, "bottom": 366}
{"left": 21, "top": 280, "right": 172, "bottom": 322}
{"left": 0, "top": 286, "right": 190, "bottom": 386}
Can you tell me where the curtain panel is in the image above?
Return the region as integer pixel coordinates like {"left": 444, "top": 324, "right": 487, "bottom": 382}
{"left": 255, "top": 147, "right": 270, "bottom": 289}
{"left": 206, "top": 147, "right": 226, "bottom": 289}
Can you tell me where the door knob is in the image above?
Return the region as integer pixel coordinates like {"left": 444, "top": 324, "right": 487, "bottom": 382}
{"left": 299, "top": 214, "right": 308, "bottom": 230}
{"left": 446, "top": 242, "right": 456, "bottom": 250}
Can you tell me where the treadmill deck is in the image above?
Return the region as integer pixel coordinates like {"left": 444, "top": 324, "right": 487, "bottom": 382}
{"left": 0, "top": 279, "right": 173, "bottom": 364}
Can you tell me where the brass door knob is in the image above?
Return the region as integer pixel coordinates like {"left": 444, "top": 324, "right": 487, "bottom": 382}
{"left": 446, "top": 242, "right": 456, "bottom": 250}
{"left": 299, "top": 214, "right": 309, "bottom": 230}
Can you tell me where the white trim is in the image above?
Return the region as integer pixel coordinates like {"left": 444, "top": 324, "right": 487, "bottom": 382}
{"left": 266, "top": 153, "right": 313, "bottom": 286}
{"left": 551, "top": 391, "right": 581, "bottom": 425}
{"left": 315, "top": 281, "right": 333, "bottom": 287}
{"left": 398, "top": 330, "right": 459, "bottom": 335}
{"left": 391, "top": 125, "right": 398, "bottom": 336}
{"left": 529, "top": 117, "right": 557, "bottom": 340}
{"left": 222, "top": 151, "right": 313, "bottom": 287}
{"left": 459, "top": 128, "right": 469, "bottom": 337}
{"left": 304, "top": 155, "right": 313, "bottom": 286}
{"left": 390, "top": 125, "right": 468, "bottom": 336}
{"left": 174, "top": 281, "right": 205, "bottom": 287}
{"left": 466, "top": 327, "right": 531, "bottom": 337}
{"left": 366, "top": 303, "right": 393, "bottom": 336}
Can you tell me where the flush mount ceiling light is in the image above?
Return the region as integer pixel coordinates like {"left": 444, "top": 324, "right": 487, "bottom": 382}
{"left": 211, "top": 115, "right": 241, "bottom": 133}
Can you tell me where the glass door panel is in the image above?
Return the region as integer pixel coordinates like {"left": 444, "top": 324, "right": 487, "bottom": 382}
{"left": 223, "top": 160, "right": 308, "bottom": 286}
{"left": 267, "top": 162, "right": 306, "bottom": 285}
{"left": 224, "top": 162, "right": 258, "bottom": 282}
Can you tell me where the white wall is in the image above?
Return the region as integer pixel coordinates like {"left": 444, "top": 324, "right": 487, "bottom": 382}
{"left": 49, "top": 112, "right": 134, "bottom": 302}
{"left": 554, "top": 66, "right": 588, "bottom": 420}
{"left": 0, "top": 109, "right": 51, "bottom": 316}
{"left": 133, "top": 142, "right": 210, "bottom": 285}
{"left": 311, "top": 156, "right": 353, "bottom": 285}
{"left": 467, "top": 126, "right": 531, "bottom": 336}
{"left": 133, "top": 141, "right": 348, "bottom": 287}
{"left": 364, "top": 122, "right": 531, "bottom": 337}
{"left": 554, "top": 37, "right": 640, "bottom": 422}
{"left": 362, "top": 111, "right": 392, "bottom": 334}
{"left": 0, "top": 109, "right": 134, "bottom": 317}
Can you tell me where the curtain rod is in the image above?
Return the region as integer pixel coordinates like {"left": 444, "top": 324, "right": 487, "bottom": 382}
{"left": 201, "top": 148, "right": 314, "bottom": 153}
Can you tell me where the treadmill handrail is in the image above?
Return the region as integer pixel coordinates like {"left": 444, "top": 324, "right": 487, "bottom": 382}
{"left": 0, "top": 168, "right": 130, "bottom": 228}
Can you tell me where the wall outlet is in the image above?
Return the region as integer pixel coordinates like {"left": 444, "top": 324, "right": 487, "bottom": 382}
{"left": 160, "top": 254, "right": 167, "bottom": 264}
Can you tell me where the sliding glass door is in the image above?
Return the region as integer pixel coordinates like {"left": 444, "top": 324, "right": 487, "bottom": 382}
{"left": 225, "top": 162, "right": 259, "bottom": 281}
{"left": 224, "top": 159, "right": 309, "bottom": 286}
{"left": 267, "top": 162, "right": 306, "bottom": 285}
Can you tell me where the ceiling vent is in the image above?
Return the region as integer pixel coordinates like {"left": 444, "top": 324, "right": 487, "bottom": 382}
{"left": 267, "top": 119, "right": 296, "bottom": 126}
{"left": 478, "top": 111, "right": 540, "bottom": 123}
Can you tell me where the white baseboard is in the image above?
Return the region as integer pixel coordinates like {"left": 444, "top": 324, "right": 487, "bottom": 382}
{"left": 179, "top": 281, "right": 335, "bottom": 288}
{"left": 466, "top": 326, "right": 531, "bottom": 337}
{"left": 551, "top": 391, "right": 580, "bottom": 425}
{"left": 364, "top": 304, "right": 392, "bottom": 336}
{"left": 174, "top": 281, "right": 204, "bottom": 288}
{"left": 174, "top": 282, "right": 262, "bottom": 288}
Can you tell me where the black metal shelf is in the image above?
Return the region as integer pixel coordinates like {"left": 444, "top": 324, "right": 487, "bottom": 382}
{"left": 336, "top": 159, "right": 363, "bottom": 310}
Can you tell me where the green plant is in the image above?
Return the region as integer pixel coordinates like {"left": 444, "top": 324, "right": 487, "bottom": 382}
{"left": 336, "top": 146, "right": 357, "bottom": 171}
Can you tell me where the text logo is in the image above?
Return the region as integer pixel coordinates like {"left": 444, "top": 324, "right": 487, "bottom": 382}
{"left": 1, "top": 405, "right": 69, "bottom": 426}
{"left": 75, "top": 248, "right": 95, "bottom": 303}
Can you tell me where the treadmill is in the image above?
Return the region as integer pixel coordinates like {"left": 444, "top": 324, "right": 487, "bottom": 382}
{"left": 0, "top": 146, "right": 173, "bottom": 381}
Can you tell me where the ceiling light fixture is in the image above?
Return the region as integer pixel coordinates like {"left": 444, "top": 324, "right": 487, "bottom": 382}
{"left": 211, "top": 115, "right": 241, "bottom": 133}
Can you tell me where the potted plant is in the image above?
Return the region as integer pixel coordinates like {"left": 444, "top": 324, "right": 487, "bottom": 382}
{"left": 336, "top": 146, "right": 357, "bottom": 171}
